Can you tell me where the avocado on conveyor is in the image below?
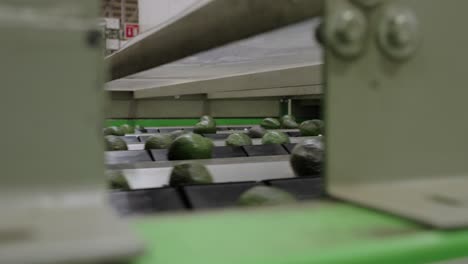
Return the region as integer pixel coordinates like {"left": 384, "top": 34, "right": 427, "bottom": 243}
{"left": 168, "top": 133, "right": 214, "bottom": 160}
{"left": 280, "top": 115, "right": 299, "bottom": 129}
{"left": 194, "top": 115, "right": 217, "bottom": 134}
{"left": 237, "top": 186, "right": 297, "bottom": 206}
{"left": 120, "top": 124, "right": 135, "bottom": 134}
{"left": 310, "top": 119, "right": 324, "bottom": 134}
{"left": 104, "top": 126, "right": 125, "bottom": 136}
{"left": 169, "top": 162, "right": 213, "bottom": 187}
{"left": 299, "top": 120, "right": 321, "bottom": 136}
{"left": 225, "top": 132, "right": 252, "bottom": 147}
{"left": 144, "top": 134, "right": 173, "bottom": 150}
{"left": 290, "top": 138, "right": 324, "bottom": 177}
{"left": 260, "top": 117, "right": 281, "bottom": 129}
{"left": 105, "top": 135, "right": 128, "bottom": 151}
{"left": 262, "top": 131, "right": 290, "bottom": 145}
{"left": 247, "top": 126, "right": 267, "bottom": 138}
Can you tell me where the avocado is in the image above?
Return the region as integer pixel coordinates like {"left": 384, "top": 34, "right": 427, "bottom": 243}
{"left": 194, "top": 116, "right": 217, "bottom": 134}
{"left": 290, "top": 138, "right": 324, "bottom": 176}
{"left": 169, "top": 129, "right": 188, "bottom": 140}
{"left": 311, "top": 119, "right": 324, "bottom": 134}
{"left": 168, "top": 133, "right": 214, "bottom": 160}
{"left": 262, "top": 131, "right": 290, "bottom": 145}
{"left": 104, "top": 126, "right": 126, "bottom": 136}
{"left": 104, "top": 135, "right": 128, "bottom": 151}
{"left": 193, "top": 120, "right": 217, "bottom": 134}
{"left": 114, "top": 127, "right": 126, "bottom": 136}
{"left": 280, "top": 115, "right": 296, "bottom": 123}
{"left": 299, "top": 120, "right": 321, "bottom": 136}
{"left": 107, "top": 170, "right": 130, "bottom": 190}
{"left": 247, "top": 126, "right": 267, "bottom": 138}
{"left": 200, "top": 115, "right": 216, "bottom": 124}
{"left": 225, "top": 133, "right": 252, "bottom": 147}
{"left": 280, "top": 115, "right": 299, "bottom": 128}
{"left": 144, "top": 134, "right": 173, "bottom": 150}
{"left": 169, "top": 162, "right": 213, "bottom": 186}
{"left": 120, "top": 124, "right": 135, "bottom": 134}
{"left": 260, "top": 118, "right": 281, "bottom": 129}
{"left": 237, "top": 186, "right": 297, "bottom": 206}
{"left": 281, "top": 119, "right": 299, "bottom": 129}
{"left": 103, "top": 126, "right": 119, "bottom": 136}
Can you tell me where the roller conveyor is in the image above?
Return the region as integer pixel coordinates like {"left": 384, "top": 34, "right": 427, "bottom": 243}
{"left": 106, "top": 143, "right": 325, "bottom": 216}
{"left": 109, "top": 176, "right": 324, "bottom": 215}
{"left": 115, "top": 156, "right": 296, "bottom": 189}
{"left": 124, "top": 136, "right": 314, "bottom": 150}
{"left": 106, "top": 143, "right": 302, "bottom": 165}
{"left": 106, "top": 124, "right": 323, "bottom": 215}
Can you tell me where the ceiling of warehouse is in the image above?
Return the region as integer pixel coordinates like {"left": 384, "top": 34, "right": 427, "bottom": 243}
{"left": 105, "top": 19, "right": 323, "bottom": 91}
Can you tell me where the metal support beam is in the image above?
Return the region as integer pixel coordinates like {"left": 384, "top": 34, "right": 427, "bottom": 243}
{"left": 133, "top": 64, "right": 322, "bottom": 98}
{"left": 107, "top": 0, "right": 323, "bottom": 80}
{"left": 207, "top": 85, "right": 322, "bottom": 99}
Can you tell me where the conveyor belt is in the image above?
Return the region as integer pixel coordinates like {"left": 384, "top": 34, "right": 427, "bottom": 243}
{"left": 106, "top": 143, "right": 301, "bottom": 165}
{"left": 106, "top": 131, "right": 322, "bottom": 216}
{"left": 118, "top": 156, "right": 295, "bottom": 189}
{"left": 126, "top": 136, "right": 313, "bottom": 150}
{"left": 109, "top": 176, "right": 324, "bottom": 215}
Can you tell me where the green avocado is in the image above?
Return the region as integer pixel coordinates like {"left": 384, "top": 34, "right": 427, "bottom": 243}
{"left": 144, "top": 134, "right": 173, "bottom": 150}
{"left": 260, "top": 118, "right": 281, "bottom": 129}
{"left": 280, "top": 115, "right": 296, "bottom": 123}
{"left": 194, "top": 115, "right": 217, "bottom": 134}
{"left": 247, "top": 126, "right": 267, "bottom": 138}
{"left": 104, "top": 126, "right": 118, "bottom": 136}
{"left": 290, "top": 138, "right": 324, "bottom": 176}
{"left": 237, "top": 186, "right": 297, "bottom": 207}
{"left": 168, "top": 133, "right": 214, "bottom": 160}
{"left": 169, "top": 162, "right": 213, "bottom": 187}
{"left": 299, "top": 120, "right": 321, "bottom": 136}
{"left": 107, "top": 170, "right": 130, "bottom": 190}
{"left": 280, "top": 115, "right": 299, "bottom": 129}
{"left": 310, "top": 119, "right": 324, "bottom": 134}
{"left": 104, "top": 126, "right": 125, "bottom": 136}
{"left": 169, "top": 129, "right": 188, "bottom": 140}
{"left": 193, "top": 120, "right": 217, "bottom": 134}
{"left": 262, "top": 131, "right": 290, "bottom": 145}
{"left": 226, "top": 133, "right": 252, "bottom": 147}
{"left": 114, "top": 127, "right": 126, "bottom": 136}
{"left": 120, "top": 124, "right": 135, "bottom": 134}
{"left": 104, "top": 135, "right": 128, "bottom": 151}
{"left": 281, "top": 118, "right": 299, "bottom": 129}
{"left": 200, "top": 115, "right": 215, "bottom": 124}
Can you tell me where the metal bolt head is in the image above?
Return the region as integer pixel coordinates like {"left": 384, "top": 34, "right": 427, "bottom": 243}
{"left": 326, "top": 6, "right": 367, "bottom": 59}
{"left": 387, "top": 14, "right": 412, "bottom": 47}
{"left": 377, "top": 7, "right": 420, "bottom": 60}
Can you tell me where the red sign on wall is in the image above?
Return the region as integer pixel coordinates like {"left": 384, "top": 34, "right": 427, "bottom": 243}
{"left": 125, "top": 23, "right": 139, "bottom": 39}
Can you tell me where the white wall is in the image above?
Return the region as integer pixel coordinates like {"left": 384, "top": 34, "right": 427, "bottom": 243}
{"left": 138, "top": 0, "right": 199, "bottom": 32}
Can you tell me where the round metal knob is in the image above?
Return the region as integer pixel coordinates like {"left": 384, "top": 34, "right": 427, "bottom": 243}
{"left": 326, "top": 6, "right": 368, "bottom": 59}
{"left": 377, "top": 6, "right": 420, "bottom": 60}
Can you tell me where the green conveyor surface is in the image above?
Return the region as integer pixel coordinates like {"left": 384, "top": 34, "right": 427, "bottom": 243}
{"left": 130, "top": 202, "right": 468, "bottom": 264}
